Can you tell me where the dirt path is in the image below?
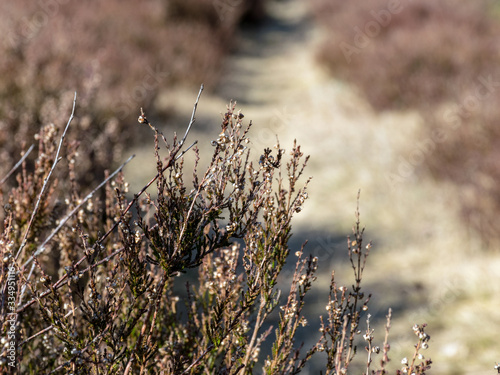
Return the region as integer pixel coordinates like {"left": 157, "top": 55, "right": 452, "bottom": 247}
{"left": 135, "top": 0, "right": 500, "bottom": 372}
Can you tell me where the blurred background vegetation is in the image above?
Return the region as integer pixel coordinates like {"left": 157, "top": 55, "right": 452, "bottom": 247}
{"left": 309, "top": 0, "right": 500, "bottom": 247}
{"left": 0, "top": 0, "right": 263, "bottom": 188}
{"left": 1, "top": 0, "right": 499, "bottom": 373}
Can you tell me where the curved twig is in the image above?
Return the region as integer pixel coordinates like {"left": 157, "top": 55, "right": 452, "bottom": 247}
{"left": 0, "top": 144, "right": 35, "bottom": 186}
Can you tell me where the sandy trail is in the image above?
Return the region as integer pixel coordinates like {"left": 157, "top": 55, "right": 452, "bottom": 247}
{"left": 130, "top": 0, "right": 500, "bottom": 372}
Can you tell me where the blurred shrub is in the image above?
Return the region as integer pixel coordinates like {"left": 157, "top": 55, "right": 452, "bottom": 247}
{"left": 309, "top": 0, "right": 500, "bottom": 246}
{"left": 0, "top": 0, "right": 256, "bottom": 188}
{"left": 308, "top": 0, "right": 499, "bottom": 110}
{"left": 424, "top": 89, "right": 500, "bottom": 247}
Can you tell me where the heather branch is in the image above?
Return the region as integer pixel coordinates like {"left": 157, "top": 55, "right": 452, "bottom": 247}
{"left": 19, "top": 309, "right": 74, "bottom": 347}
{"left": 240, "top": 294, "right": 269, "bottom": 372}
{"left": 16, "top": 246, "right": 124, "bottom": 314}
{"left": 379, "top": 308, "right": 392, "bottom": 373}
{"left": 19, "top": 86, "right": 203, "bottom": 373}
{"left": 364, "top": 314, "right": 374, "bottom": 375}
{"left": 14, "top": 92, "right": 77, "bottom": 262}
{"left": 179, "top": 84, "right": 203, "bottom": 147}
{"left": 15, "top": 88, "right": 204, "bottom": 314}
{"left": 17, "top": 154, "right": 135, "bottom": 307}
{"left": 21, "top": 154, "right": 135, "bottom": 269}
{"left": 123, "top": 272, "right": 169, "bottom": 375}
{"left": 97, "top": 86, "right": 203, "bottom": 247}
{"left": 181, "top": 344, "right": 215, "bottom": 375}
{"left": 48, "top": 324, "right": 113, "bottom": 374}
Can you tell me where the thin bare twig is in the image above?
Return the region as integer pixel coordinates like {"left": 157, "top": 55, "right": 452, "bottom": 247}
{"left": 16, "top": 247, "right": 125, "bottom": 314}
{"left": 48, "top": 324, "right": 112, "bottom": 374}
{"left": 176, "top": 140, "right": 198, "bottom": 160}
{"left": 15, "top": 92, "right": 77, "bottom": 262}
{"left": 123, "top": 273, "right": 168, "bottom": 375}
{"left": 179, "top": 84, "right": 203, "bottom": 147}
{"left": 17, "top": 154, "right": 134, "bottom": 306}
{"left": 0, "top": 144, "right": 35, "bottom": 186}
{"left": 379, "top": 308, "right": 392, "bottom": 373}
{"left": 239, "top": 295, "right": 268, "bottom": 373}
{"left": 21, "top": 154, "right": 135, "bottom": 269}
{"left": 19, "top": 309, "right": 74, "bottom": 347}
{"left": 181, "top": 344, "right": 215, "bottom": 375}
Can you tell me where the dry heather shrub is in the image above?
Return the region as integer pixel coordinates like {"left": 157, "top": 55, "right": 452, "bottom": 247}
{"left": 0, "top": 92, "right": 432, "bottom": 374}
